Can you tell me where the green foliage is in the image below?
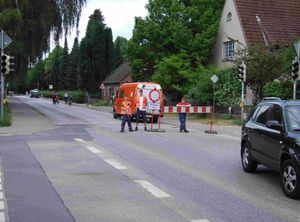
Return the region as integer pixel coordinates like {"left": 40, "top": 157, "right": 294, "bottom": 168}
{"left": 152, "top": 52, "right": 196, "bottom": 95}
{"left": 187, "top": 66, "right": 217, "bottom": 105}
{"left": 27, "top": 60, "right": 45, "bottom": 89}
{"left": 79, "top": 9, "right": 116, "bottom": 92}
{"left": 235, "top": 45, "right": 284, "bottom": 103}
{"left": 263, "top": 81, "right": 293, "bottom": 100}
{"left": 115, "top": 36, "right": 128, "bottom": 66}
{"left": 127, "top": 0, "right": 224, "bottom": 83}
{"left": 187, "top": 67, "right": 240, "bottom": 106}
{"left": 0, "top": 103, "right": 12, "bottom": 127}
{"left": 60, "top": 37, "right": 69, "bottom": 89}
{"left": 41, "top": 90, "right": 85, "bottom": 103}
{"left": 68, "top": 37, "right": 80, "bottom": 89}
{"left": 215, "top": 68, "right": 240, "bottom": 107}
{"left": 44, "top": 45, "right": 64, "bottom": 89}
{"left": 1, "top": 0, "right": 86, "bottom": 92}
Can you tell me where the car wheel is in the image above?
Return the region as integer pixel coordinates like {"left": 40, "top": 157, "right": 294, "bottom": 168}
{"left": 113, "top": 109, "right": 117, "bottom": 119}
{"left": 241, "top": 143, "right": 257, "bottom": 172}
{"left": 281, "top": 160, "right": 300, "bottom": 199}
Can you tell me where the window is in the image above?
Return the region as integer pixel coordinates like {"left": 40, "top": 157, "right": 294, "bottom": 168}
{"left": 223, "top": 41, "right": 235, "bottom": 59}
{"left": 119, "top": 90, "right": 124, "bottom": 99}
{"left": 285, "top": 105, "right": 300, "bottom": 132}
{"left": 250, "top": 106, "right": 261, "bottom": 121}
{"left": 268, "top": 105, "right": 283, "bottom": 124}
{"left": 255, "top": 105, "right": 271, "bottom": 125}
{"left": 227, "top": 12, "right": 232, "bottom": 21}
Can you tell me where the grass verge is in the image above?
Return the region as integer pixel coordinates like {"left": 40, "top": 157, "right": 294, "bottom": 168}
{"left": 0, "top": 103, "right": 12, "bottom": 127}
{"left": 165, "top": 113, "right": 242, "bottom": 126}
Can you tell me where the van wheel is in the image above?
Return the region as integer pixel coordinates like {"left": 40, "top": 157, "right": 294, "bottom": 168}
{"left": 281, "top": 160, "right": 300, "bottom": 199}
{"left": 241, "top": 143, "right": 257, "bottom": 172}
{"left": 113, "top": 109, "right": 117, "bottom": 119}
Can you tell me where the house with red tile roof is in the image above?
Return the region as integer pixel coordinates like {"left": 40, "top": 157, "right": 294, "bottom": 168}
{"left": 212, "top": 0, "right": 300, "bottom": 69}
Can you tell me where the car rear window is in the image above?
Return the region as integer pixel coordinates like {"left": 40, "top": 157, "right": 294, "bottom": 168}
{"left": 255, "top": 105, "right": 271, "bottom": 125}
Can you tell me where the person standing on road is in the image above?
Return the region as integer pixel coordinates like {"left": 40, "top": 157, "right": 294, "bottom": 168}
{"left": 64, "top": 92, "right": 68, "bottom": 104}
{"left": 120, "top": 95, "right": 133, "bottom": 132}
{"left": 135, "top": 89, "right": 148, "bottom": 131}
{"left": 176, "top": 97, "right": 191, "bottom": 133}
{"left": 85, "top": 91, "right": 91, "bottom": 106}
{"left": 67, "top": 94, "right": 72, "bottom": 107}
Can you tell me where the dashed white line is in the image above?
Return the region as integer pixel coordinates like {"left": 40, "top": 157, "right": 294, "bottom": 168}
{"left": 0, "top": 201, "right": 4, "bottom": 210}
{"left": 86, "top": 146, "right": 102, "bottom": 154}
{"left": 104, "top": 159, "right": 127, "bottom": 170}
{"left": 0, "top": 192, "right": 4, "bottom": 200}
{"left": 0, "top": 212, "right": 5, "bottom": 222}
{"left": 135, "top": 180, "right": 170, "bottom": 198}
{"left": 74, "top": 138, "right": 85, "bottom": 143}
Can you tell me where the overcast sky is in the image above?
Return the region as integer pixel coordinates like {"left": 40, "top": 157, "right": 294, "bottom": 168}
{"left": 55, "top": 0, "right": 148, "bottom": 48}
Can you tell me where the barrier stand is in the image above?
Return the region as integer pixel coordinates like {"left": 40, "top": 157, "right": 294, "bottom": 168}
{"left": 147, "top": 109, "right": 165, "bottom": 133}
{"left": 205, "top": 106, "right": 217, "bottom": 134}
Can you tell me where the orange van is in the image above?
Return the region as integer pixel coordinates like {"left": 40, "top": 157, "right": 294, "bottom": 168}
{"left": 113, "top": 82, "right": 164, "bottom": 123}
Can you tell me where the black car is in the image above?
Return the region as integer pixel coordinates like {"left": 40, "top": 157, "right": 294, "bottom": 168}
{"left": 241, "top": 98, "right": 300, "bottom": 198}
{"left": 29, "top": 89, "right": 40, "bottom": 98}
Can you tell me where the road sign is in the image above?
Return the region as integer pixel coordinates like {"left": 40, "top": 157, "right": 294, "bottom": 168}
{"left": 149, "top": 89, "right": 160, "bottom": 103}
{"left": 294, "top": 41, "right": 300, "bottom": 58}
{"left": 0, "top": 31, "right": 12, "bottom": 50}
{"left": 49, "top": 85, "right": 53, "bottom": 90}
{"left": 211, "top": 74, "right": 219, "bottom": 83}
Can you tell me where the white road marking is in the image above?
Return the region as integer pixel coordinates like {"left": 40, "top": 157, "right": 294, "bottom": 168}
{"left": 0, "top": 177, "right": 2, "bottom": 183}
{"left": 0, "top": 184, "right": 3, "bottom": 191}
{"left": 135, "top": 180, "right": 170, "bottom": 198}
{"left": 0, "top": 212, "right": 5, "bottom": 222}
{"left": 191, "top": 220, "right": 210, "bottom": 222}
{"left": 74, "top": 138, "right": 85, "bottom": 143}
{"left": 0, "top": 201, "right": 4, "bottom": 210}
{"left": 104, "top": 159, "right": 127, "bottom": 170}
{"left": 0, "top": 192, "right": 3, "bottom": 200}
{"left": 86, "top": 146, "right": 102, "bottom": 154}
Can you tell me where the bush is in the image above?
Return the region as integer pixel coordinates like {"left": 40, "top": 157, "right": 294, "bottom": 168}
{"left": 263, "top": 81, "right": 293, "bottom": 100}
{"left": 0, "top": 103, "right": 12, "bottom": 127}
{"left": 41, "top": 90, "right": 85, "bottom": 103}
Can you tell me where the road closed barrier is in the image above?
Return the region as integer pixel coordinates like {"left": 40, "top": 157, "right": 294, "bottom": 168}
{"left": 164, "top": 106, "right": 217, "bottom": 134}
{"left": 164, "top": 106, "right": 212, "bottom": 114}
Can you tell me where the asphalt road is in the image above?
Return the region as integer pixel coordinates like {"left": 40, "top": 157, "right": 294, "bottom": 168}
{"left": 0, "top": 96, "right": 300, "bottom": 222}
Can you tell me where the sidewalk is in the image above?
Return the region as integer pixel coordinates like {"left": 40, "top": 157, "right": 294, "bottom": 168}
{"left": 0, "top": 98, "right": 54, "bottom": 135}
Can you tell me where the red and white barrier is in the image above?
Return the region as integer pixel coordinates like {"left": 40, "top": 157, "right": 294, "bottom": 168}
{"left": 164, "top": 106, "right": 212, "bottom": 113}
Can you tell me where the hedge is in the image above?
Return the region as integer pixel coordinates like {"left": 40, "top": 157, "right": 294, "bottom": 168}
{"left": 41, "top": 90, "right": 85, "bottom": 103}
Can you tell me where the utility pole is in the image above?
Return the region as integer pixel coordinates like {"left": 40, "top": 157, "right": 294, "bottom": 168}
{"left": 292, "top": 57, "right": 299, "bottom": 100}
{"left": 1, "top": 31, "right": 4, "bottom": 120}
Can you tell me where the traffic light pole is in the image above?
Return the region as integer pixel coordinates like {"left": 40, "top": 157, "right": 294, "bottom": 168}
{"left": 241, "top": 63, "right": 246, "bottom": 123}
{"left": 293, "top": 81, "right": 297, "bottom": 100}
{"left": 0, "top": 42, "right": 4, "bottom": 120}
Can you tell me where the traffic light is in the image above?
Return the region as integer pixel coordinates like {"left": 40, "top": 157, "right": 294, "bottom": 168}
{"left": 236, "top": 64, "right": 245, "bottom": 82}
{"left": 1, "top": 54, "right": 15, "bottom": 75}
{"left": 292, "top": 60, "right": 299, "bottom": 81}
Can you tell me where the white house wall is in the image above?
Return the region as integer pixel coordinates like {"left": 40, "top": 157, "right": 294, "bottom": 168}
{"left": 211, "top": 0, "right": 247, "bottom": 69}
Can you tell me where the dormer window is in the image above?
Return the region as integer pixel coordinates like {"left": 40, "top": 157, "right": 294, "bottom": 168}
{"left": 227, "top": 12, "right": 232, "bottom": 21}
